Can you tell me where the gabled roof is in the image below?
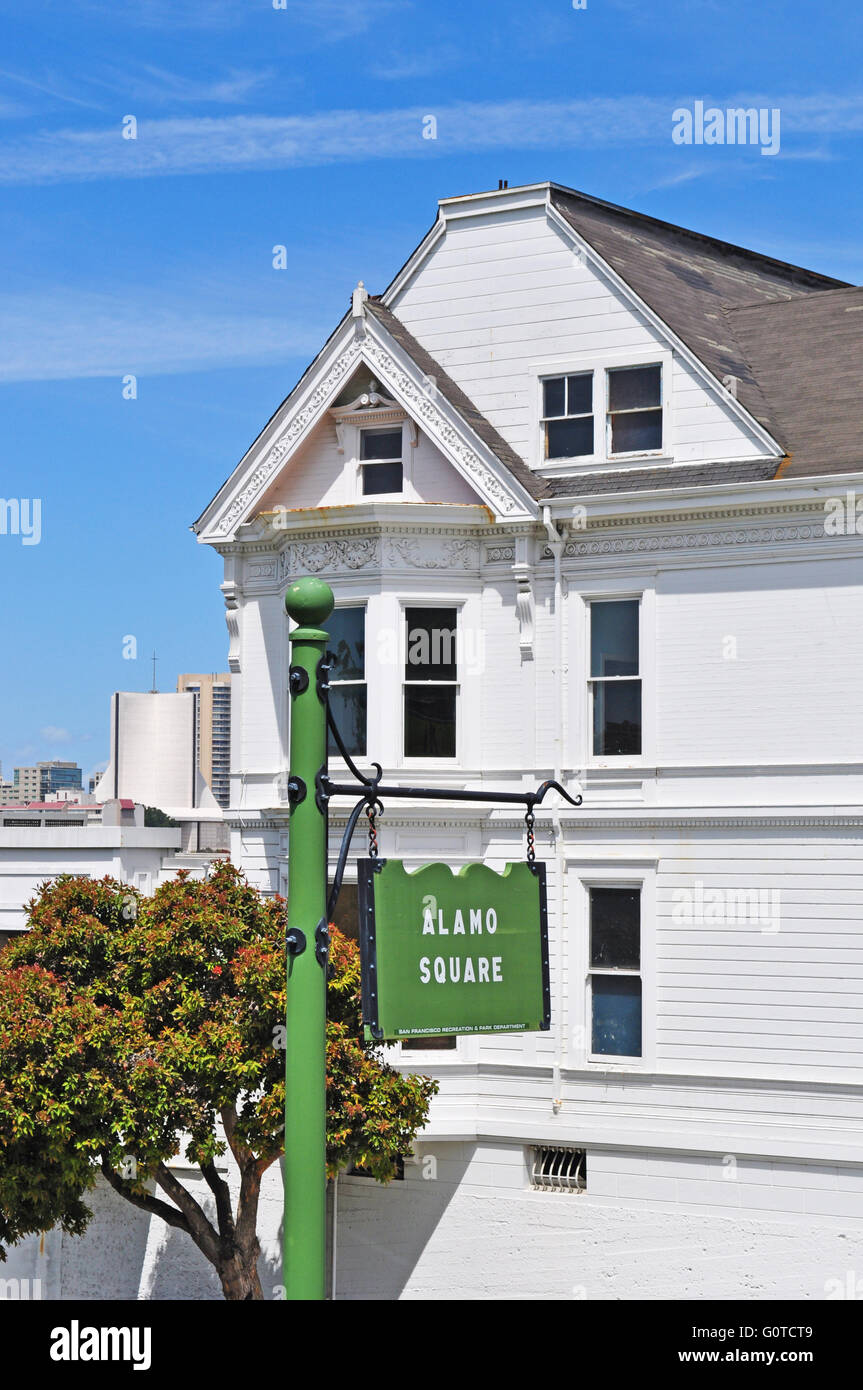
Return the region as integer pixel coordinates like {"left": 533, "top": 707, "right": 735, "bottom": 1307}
{"left": 197, "top": 182, "right": 862, "bottom": 532}
{"left": 549, "top": 186, "right": 850, "bottom": 452}
{"left": 724, "top": 286, "right": 863, "bottom": 476}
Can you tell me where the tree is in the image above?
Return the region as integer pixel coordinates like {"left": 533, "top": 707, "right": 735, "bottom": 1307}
{"left": 142, "top": 806, "right": 178, "bottom": 827}
{"left": 0, "top": 863, "right": 436, "bottom": 1300}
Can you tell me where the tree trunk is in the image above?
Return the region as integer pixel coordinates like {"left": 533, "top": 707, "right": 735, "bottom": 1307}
{"left": 219, "top": 1250, "right": 264, "bottom": 1301}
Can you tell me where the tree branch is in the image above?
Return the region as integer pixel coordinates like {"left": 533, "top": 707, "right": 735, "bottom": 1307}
{"left": 155, "top": 1162, "right": 221, "bottom": 1266}
{"left": 220, "top": 1104, "right": 252, "bottom": 1169}
{"left": 99, "top": 1158, "right": 190, "bottom": 1235}
{"left": 200, "top": 1160, "right": 235, "bottom": 1246}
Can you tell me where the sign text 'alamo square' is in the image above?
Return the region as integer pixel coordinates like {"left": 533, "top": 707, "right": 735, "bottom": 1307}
{"left": 357, "top": 859, "right": 550, "bottom": 1041}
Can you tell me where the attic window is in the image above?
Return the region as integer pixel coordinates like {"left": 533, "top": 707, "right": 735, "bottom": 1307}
{"left": 542, "top": 374, "right": 593, "bottom": 459}
{"left": 360, "top": 427, "right": 403, "bottom": 495}
{"left": 607, "top": 365, "right": 662, "bottom": 454}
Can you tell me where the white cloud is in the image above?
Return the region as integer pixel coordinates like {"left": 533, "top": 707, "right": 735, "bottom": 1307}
{"left": 0, "top": 286, "right": 328, "bottom": 382}
{"left": 40, "top": 726, "right": 72, "bottom": 742}
{"left": 0, "top": 93, "right": 860, "bottom": 186}
{"left": 88, "top": 63, "right": 278, "bottom": 107}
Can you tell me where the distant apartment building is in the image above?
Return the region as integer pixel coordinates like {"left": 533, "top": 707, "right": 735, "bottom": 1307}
{"left": 8, "top": 761, "right": 83, "bottom": 803}
{"left": 176, "top": 673, "right": 232, "bottom": 810}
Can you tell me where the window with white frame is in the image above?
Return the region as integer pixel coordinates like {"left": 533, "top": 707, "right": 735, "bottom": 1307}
{"left": 607, "top": 364, "right": 662, "bottom": 455}
{"left": 539, "top": 361, "right": 663, "bottom": 464}
{"left": 403, "top": 607, "right": 457, "bottom": 758}
{"left": 588, "top": 886, "right": 642, "bottom": 1058}
{"left": 360, "top": 426, "right": 403, "bottom": 495}
{"left": 327, "top": 607, "right": 366, "bottom": 758}
{"left": 542, "top": 373, "right": 593, "bottom": 460}
{"left": 589, "top": 599, "right": 641, "bottom": 756}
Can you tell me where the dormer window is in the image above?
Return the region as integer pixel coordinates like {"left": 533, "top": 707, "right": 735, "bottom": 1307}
{"left": 360, "top": 427, "right": 403, "bottom": 495}
{"left": 607, "top": 365, "right": 662, "bottom": 455}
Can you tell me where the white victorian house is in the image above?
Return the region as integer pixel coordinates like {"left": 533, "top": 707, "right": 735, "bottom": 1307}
{"left": 194, "top": 181, "right": 863, "bottom": 1300}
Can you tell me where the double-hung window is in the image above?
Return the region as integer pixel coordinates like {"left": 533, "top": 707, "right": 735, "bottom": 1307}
{"left": 607, "top": 365, "right": 662, "bottom": 455}
{"left": 360, "top": 427, "right": 403, "bottom": 495}
{"left": 589, "top": 886, "right": 642, "bottom": 1058}
{"left": 589, "top": 599, "right": 641, "bottom": 756}
{"left": 538, "top": 361, "right": 663, "bottom": 464}
{"left": 403, "top": 607, "right": 457, "bottom": 758}
{"left": 327, "top": 607, "right": 366, "bottom": 758}
{"left": 542, "top": 373, "right": 593, "bottom": 460}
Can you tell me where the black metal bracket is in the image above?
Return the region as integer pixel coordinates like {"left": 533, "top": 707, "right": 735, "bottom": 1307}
{"left": 289, "top": 665, "right": 309, "bottom": 697}
{"left": 315, "top": 765, "right": 330, "bottom": 815}
{"left": 287, "top": 776, "right": 306, "bottom": 808}
{"left": 316, "top": 653, "right": 332, "bottom": 704}
{"left": 286, "top": 927, "right": 307, "bottom": 957}
{"left": 314, "top": 916, "right": 331, "bottom": 974}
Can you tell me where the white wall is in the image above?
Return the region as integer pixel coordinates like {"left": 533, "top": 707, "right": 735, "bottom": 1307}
{"left": 391, "top": 206, "right": 769, "bottom": 468}
{"left": 333, "top": 1141, "right": 863, "bottom": 1300}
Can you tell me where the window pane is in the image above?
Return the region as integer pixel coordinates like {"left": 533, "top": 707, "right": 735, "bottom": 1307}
{"left": 404, "top": 685, "right": 456, "bottom": 758}
{"left": 566, "top": 374, "right": 592, "bottom": 415}
{"left": 590, "top": 887, "right": 640, "bottom": 968}
{"left": 362, "top": 461, "right": 403, "bottom": 494}
{"left": 546, "top": 416, "right": 593, "bottom": 459}
{"left": 327, "top": 685, "right": 367, "bottom": 758}
{"left": 593, "top": 679, "right": 642, "bottom": 756}
{"left": 543, "top": 376, "right": 566, "bottom": 418}
{"left": 590, "top": 600, "right": 639, "bottom": 677}
{"left": 592, "top": 976, "right": 642, "bottom": 1056}
{"left": 328, "top": 608, "right": 364, "bottom": 681}
{"left": 361, "top": 428, "right": 402, "bottom": 460}
{"left": 608, "top": 365, "right": 661, "bottom": 412}
{"left": 405, "top": 608, "right": 457, "bottom": 681}
{"left": 611, "top": 409, "right": 662, "bottom": 454}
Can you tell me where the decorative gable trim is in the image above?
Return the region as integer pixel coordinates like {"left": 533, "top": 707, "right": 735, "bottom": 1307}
{"left": 197, "top": 318, "right": 535, "bottom": 543}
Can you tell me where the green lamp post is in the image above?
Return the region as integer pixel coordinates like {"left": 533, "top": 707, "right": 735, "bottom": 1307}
{"left": 283, "top": 575, "right": 334, "bottom": 1301}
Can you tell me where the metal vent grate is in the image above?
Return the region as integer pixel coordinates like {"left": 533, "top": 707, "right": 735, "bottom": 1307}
{"left": 530, "top": 1146, "right": 586, "bottom": 1193}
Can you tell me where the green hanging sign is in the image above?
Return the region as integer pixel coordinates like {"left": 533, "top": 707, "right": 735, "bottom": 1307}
{"left": 357, "top": 859, "right": 550, "bottom": 1041}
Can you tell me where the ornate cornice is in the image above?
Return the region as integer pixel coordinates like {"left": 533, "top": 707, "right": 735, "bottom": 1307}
{"left": 556, "top": 521, "right": 819, "bottom": 561}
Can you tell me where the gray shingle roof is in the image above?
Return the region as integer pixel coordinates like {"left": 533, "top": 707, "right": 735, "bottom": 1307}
{"left": 541, "top": 459, "right": 779, "bottom": 498}
{"left": 549, "top": 186, "right": 850, "bottom": 452}
{"left": 724, "top": 287, "right": 863, "bottom": 476}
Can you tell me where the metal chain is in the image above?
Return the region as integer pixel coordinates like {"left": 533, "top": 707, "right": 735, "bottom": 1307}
{"left": 366, "top": 803, "right": 379, "bottom": 859}
{"left": 525, "top": 809, "right": 536, "bottom": 864}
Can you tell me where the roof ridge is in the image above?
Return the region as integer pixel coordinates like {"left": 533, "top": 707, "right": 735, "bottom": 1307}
{"left": 724, "top": 283, "right": 863, "bottom": 315}
{"left": 549, "top": 184, "right": 850, "bottom": 288}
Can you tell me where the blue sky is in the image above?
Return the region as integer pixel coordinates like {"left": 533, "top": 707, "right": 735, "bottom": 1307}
{"left": 1, "top": 0, "right": 861, "bottom": 786}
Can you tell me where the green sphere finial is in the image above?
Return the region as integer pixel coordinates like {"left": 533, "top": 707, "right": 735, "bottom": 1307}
{"left": 284, "top": 575, "right": 334, "bottom": 627}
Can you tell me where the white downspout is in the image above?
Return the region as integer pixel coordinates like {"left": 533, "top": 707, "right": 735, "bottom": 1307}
{"left": 542, "top": 505, "right": 567, "bottom": 1115}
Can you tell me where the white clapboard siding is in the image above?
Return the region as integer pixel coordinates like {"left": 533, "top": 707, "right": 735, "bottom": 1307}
{"left": 256, "top": 407, "right": 481, "bottom": 512}
{"left": 392, "top": 207, "right": 768, "bottom": 466}
{"left": 656, "top": 555, "right": 863, "bottom": 765}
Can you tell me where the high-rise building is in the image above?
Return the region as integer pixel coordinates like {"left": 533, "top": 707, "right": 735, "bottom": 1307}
{"left": 39, "top": 761, "right": 83, "bottom": 795}
{"left": 11, "top": 761, "right": 82, "bottom": 802}
{"left": 176, "top": 674, "right": 232, "bottom": 809}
